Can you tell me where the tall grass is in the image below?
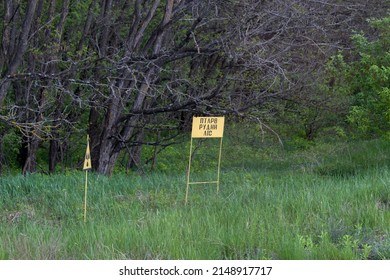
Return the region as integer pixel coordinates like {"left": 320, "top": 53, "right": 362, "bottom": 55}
{"left": 0, "top": 139, "right": 390, "bottom": 259}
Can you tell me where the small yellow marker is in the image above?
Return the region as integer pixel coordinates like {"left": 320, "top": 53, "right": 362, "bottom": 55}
{"left": 83, "top": 135, "right": 92, "bottom": 223}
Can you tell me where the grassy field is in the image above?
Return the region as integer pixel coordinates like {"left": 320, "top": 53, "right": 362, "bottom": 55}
{"left": 0, "top": 138, "right": 390, "bottom": 260}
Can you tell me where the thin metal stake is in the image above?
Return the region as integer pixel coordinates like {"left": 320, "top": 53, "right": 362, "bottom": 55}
{"left": 84, "top": 170, "right": 88, "bottom": 223}
{"left": 185, "top": 137, "right": 194, "bottom": 206}
{"left": 216, "top": 137, "right": 223, "bottom": 194}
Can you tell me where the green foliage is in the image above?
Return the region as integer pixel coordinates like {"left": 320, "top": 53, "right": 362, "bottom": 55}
{"left": 0, "top": 129, "right": 21, "bottom": 171}
{"left": 331, "top": 14, "right": 390, "bottom": 138}
{"left": 313, "top": 139, "right": 390, "bottom": 177}
{"left": 264, "top": 52, "right": 352, "bottom": 144}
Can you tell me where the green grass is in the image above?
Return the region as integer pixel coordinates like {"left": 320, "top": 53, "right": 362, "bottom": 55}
{"left": 0, "top": 139, "right": 390, "bottom": 259}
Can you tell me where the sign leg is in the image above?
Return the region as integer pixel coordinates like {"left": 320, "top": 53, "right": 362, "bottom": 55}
{"left": 216, "top": 137, "right": 223, "bottom": 195}
{"left": 185, "top": 137, "right": 194, "bottom": 206}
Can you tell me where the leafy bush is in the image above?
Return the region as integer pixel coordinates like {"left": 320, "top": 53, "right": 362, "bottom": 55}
{"left": 331, "top": 14, "right": 390, "bottom": 138}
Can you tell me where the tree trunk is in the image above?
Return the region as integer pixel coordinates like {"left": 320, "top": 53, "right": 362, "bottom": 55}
{"left": 48, "top": 139, "right": 58, "bottom": 173}
{"left": 22, "top": 138, "right": 39, "bottom": 175}
{"left": 127, "top": 128, "right": 145, "bottom": 170}
{"left": 93, "top": 0, "right": 173, "bottom": 175}
{"left": 0, "top": 0, "right": 38, "bottom": 106}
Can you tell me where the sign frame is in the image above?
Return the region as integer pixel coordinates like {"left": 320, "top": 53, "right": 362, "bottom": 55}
{"left": 185, "top": 116, "right": 225, "bottom": 205}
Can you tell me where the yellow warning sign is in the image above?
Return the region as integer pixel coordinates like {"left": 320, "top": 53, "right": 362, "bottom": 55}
{"left": 191, "top": 116, "right": 225, "bottom": 138}
{"left": 83, "top": 136, "right": 92, "bottom": 170}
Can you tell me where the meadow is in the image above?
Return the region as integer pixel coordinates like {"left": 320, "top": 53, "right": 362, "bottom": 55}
{"left": 0, "top": 133, "right": 390, "bottom": 260}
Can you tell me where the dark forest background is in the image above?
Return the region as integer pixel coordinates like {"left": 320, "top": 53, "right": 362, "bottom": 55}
{"left": 0, "top": 0, "right": 389, "bottom": 175}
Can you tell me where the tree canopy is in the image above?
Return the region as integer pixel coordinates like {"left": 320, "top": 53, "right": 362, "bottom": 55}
{"left": 0, "top": 0, "right": 389, "bottom": 175}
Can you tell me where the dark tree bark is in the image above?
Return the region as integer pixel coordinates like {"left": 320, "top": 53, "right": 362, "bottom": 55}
{"left": 0, "top": 0, "right": 38, "bottom": 106}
